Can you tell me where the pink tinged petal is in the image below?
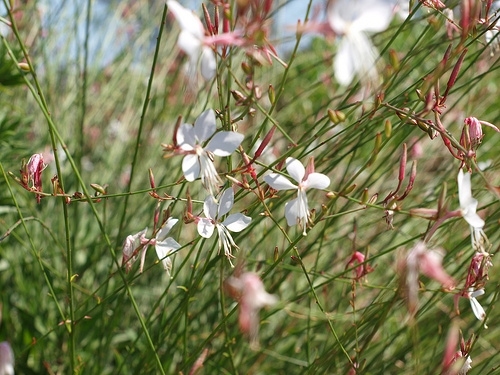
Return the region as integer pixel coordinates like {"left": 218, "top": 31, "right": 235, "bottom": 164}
{"left": 264, "top": 173, "right": 297, "bottom": 190}
{"left": 223, "top": 213, "right": 252, "bottom": 232}
{"left": 304, "top": 172, "right": 330, "bottom": 190}
{"left": 194, "top": 109, "right": 216, "bottom": 143}
{"left": 182, "top": 154, "right": 200, "bottom": 181}
{"left": 156, "top": 218, "right": 179, "bottom": 241}
{"left": 206, "top": 131, "right": 244, "bottom": 156}
{"left": 167, "top": 0, "right": 205, "bottom": 40}
{"left": 203, "top": 195, "right": 218, "bottom": 220}
{"left": 200, "top": 46, "right": 217, "bottom": 80}
{"left": 218, "top": 188, "right": 234, "bottom": 217}
{"left": 419, "top": 250, "right": 455, "bottom": 289}
{"left": 197, "top": 217, "right": 215, "bottom": 238}
{"left": 155, "top": 237, "right": 181, "bottom": 274}
{"left": 285, "top": 158, "right": 305, "bottom": 183}
{"left": 177, "top": 123, "right": 197, "bottom": 150}
{"left": 177, "top": 30, "right": 202, "bottom": 59}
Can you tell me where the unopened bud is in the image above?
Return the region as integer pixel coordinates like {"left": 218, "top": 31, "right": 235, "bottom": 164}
{"left": 368, "top": 132, "right": 382, "bottom": 165}
{"left": 384, "top": 119, "right": 392, "bottom": 138}
{"left": 274, "top": 246, "right": 279, "bottom": 262}
{"left": 241, "top": 62, "right": 253, "bottom": 75}
{"left": 18, "top": 62, "right": 30, "bottom": 71}
{"left": 90, "top": 183, "right": 106, "bottom": 195}
{"left": 268, "top": 84, "right": 275, "bottom": 105}
{"left": 328, "top": 109, "right": 345, "bottom": 124}
{"left": 360, "top": 188, "right": 369, "bottom": 204}
{"left": 341, "top": 184, "right": 357, "bottom": 195}
{"left": 389, "top": 49, "right": 400, "bottom": 70}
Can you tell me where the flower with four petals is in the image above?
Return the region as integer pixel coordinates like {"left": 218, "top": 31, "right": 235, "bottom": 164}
{"left": 264, "top": 157, "right": 330, "bottom": 235}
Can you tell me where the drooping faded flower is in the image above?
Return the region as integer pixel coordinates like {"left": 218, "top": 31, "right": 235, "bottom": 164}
{"left": 154, "top": 217, "right": 181, "bottom": 276}
{"left": 225, "top": 272, "right": 277, "bottom": 346}
{"left": 197, "top": 188, "right": 251, "bottom": 266}
{"left": 176, "top": 109, "right": 244, "bottom": 195}
{"left": 264, "top": 157, "right": 330, "bottom": 235}
{"left": 327, "top": 0, "right": 394, "bottom": 86}
{"left": 166, "top": 0, "right": 216, "bottom": 80}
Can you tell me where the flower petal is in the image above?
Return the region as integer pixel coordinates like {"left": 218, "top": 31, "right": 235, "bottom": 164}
{"left": 304, "top": 172, "right": 330, "bottom": 190}
{"left": 182, "top": 154, "right": 200, "bottom": 181}
{"left": 285, "top": 158, "right": 305, "bottom": 183}
{"left": 203, "top": 194, "right": 218, "bottom": 220}
{"left": 194, "top": 109, "right": 216, "bottom": 143}
{"left": 177, "top": 30, "right": 202, "bottom": 59}
{"left": 197, "top": 217, "right": 215, "bottom": 238}
{"left": 200, "top": 46, "right": 216, "bottom": 80}
{"left": 264, "top": 173, "right": 297, "bottom": 190}
{"left": 457, "top": 169, "right": 472, "bottom": 208}
{"left": 218, "top": 188, "right": 234, "bottom": 217}
{"left": 284, "top": 197, "right": 303, "bottom": 226}
{"left": 223, "top": 213, "right": 252, "bottom": 232}
{"left": 156, "top": 218, "right": 179, "bottom": 242}
{"left": 167, "top": 0, "right": 205, "bottom": 40}
{"left": 470, "top": 297, "right": 486, "bottom": 320}
{"left": 177, "top": 123, "right": 196, "bottom": 150}
{"left": 155, "top": 237, "right": 181, "bottom": 273}
{"left": 206, "top": 131, "right": 244, "bottom": 156}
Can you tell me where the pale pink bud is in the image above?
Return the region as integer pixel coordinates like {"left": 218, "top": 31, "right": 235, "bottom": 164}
{"left": 0, "top": 342, "right": 14, "bottom": 375}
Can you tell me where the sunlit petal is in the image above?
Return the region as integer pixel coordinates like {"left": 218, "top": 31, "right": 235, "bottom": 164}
{"left": 182, "top": 154, "right": 200, "bottom": 181}
{"left": 223, "top": 213, "right": 252, "bottom": 232}
{"left": 304, "top": 173, "right": 330, "bottom": 190}
{"left": 194, "top": 109, "right": 216, "bottom": 143}
{"left": 156, "top": 218, "right": 179, "bottom": 242}
{"left": 218, "top": 188, "right": 234, "bottom": 217}
{"left": 286, "top": 158, "right": 305, "bottom": 183}
{"left": 264, "top": 173, "right": 297, "bottom": 190}
{"left": 206, "top": 131, "right": 244, "bottom": 156}
{"left": 197, "top": 217, "right": 215, "bottom": 238}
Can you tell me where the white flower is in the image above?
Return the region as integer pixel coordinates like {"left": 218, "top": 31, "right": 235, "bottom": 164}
{"left": 154, "top": 217, "right": 181, "bottom": 276}
{"left": 197, "top": 189, "right": 251, "bottom": 265}
{"left": 166, "top": 0, "right": 216, "bottom": 80}
{"left": 264, "top": 158, "right": 330, "bottom": 235}
{"left": 457, "top": 169, "right": 485, "bottom": 229}
{"left": 458, "top": 356, "right": 472, "bottom": 375}
{"left": 0, "top": 341, "right": 14, "bottom": 375}
{"left": 327, "top": 0, "right": 394, "bottom": 86}
{"left": 469, "top": 288, "right": 486, "bottom": 321}
{"left": 177, "top": 109, "right": 244, "bottom": 195}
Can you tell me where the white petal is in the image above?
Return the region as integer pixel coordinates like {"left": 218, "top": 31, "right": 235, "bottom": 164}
{"left": 470, "top": 297, "right": 486, "bottom": 320}
{"left": 284, "top": 197, "right": 301, "bottom": 226}
{"left": 203, "top": 194, "right": 218, "bottom": 220}
{"left": 200, "top": 46, "right": 216, "bottom": 80}
{"left": 327, "top": 0, "right": 393, "bottom": 34}
{"left": 167, "top": 0, "right": 205, "bottom": 39}
{"left": 218, "top": 188, "right": 234, "bottom": 217}
{"left": 156, "top": 238, "right": 181, "bottom": 272}
{"left": 286, "top": 158, "right": 305, "bottom": 183}
{"left": 177, "top": 123, "right": 196, "bottom": 150}
{"left": 182, "top": 154, "right": 200, "bottom": 181}
{"left": 177, "top": 30, "right": 202, "bottom": 59}
{"left": 206, "top": 131, "right": 244, "bottom": 156}
{"left": 223, "top": 213, "right": 252, "bottom": 232}
{"left": 304, "top": 173, "right": 330, "bottom": 190}
{"left": 197, "top": 217, "right": 215, "bottom": 238}
{"left": 156, "top": 218, "right": 179, "bottom": 241}
{"left": 334, "top": 38, "right": 356, "bottom": 86}
{"left": 458, "top": 169, "right": 472, "bottom": 208}
{"left": 464, "top": 208, "right": 485, "bottom": 229}
{"left": 194, "top": 109, "right": 216, "bottom": 143}
{"left": 264, "top": 173, "right": 297, "bottom": 190}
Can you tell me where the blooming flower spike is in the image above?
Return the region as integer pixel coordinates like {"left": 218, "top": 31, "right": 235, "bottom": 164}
{"left": 327, "top": 0, "right": 394, "bottom": 86}
{"left": 265, "top": 157, "right": 330, "bottom": 235}
{"left": 154, "top": 217, "right": 182, "bottom": 275}
{"left": 196, "top": 188, "right": 251, "bottom": 265}
{"left": 166, "top": 0, "right": 216, "bottom": 80}
{"left": 177, "top": 109, "right": 244, "bottom": 195}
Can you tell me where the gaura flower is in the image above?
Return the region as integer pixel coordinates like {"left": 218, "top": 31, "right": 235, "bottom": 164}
{"left": 401, "top": 241, "right": 455, "bottom": 318}
{"left": 197, "top": 188, "right": 251, "bottom": 266}
{"left": 177, "top": 109, "right": 244, "bottom": 195}
{"left": 225, "top": 272, "right": 277, "bottom": 347}
{"left": 0, "top": 341, "right": 14, "bottom": 375}
{"left": 264, "top": 157, "right": 330, "bottom": 235}
{"left": 121, "top": 228, "right": 148, "bottom": 273}
{"left": 153, "top": 217, "right": 181, "bottom": 276}
{"left": 327, "top": 0, "right": 394, "bottom": 86}
{"left": 166, "top": 0, "right": 216, "bottom": 80}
